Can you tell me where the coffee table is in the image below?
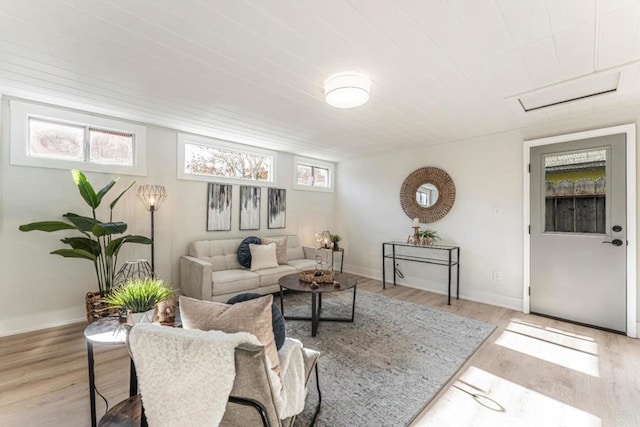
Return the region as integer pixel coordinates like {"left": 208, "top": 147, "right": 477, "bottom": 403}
{"left": 278, "top": 272, "right": 357, "bottom": 337}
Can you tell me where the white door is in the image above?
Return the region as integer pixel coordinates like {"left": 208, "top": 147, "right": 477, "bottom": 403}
{"left": 530, "top": 133, "right": 626, "bottom": 333}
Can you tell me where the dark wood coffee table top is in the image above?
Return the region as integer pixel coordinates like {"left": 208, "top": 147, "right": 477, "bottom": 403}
{"left": 278, "top": 272, "right": 357, "bottom": 293}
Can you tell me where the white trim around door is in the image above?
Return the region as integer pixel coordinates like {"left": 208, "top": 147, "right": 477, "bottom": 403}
{"left": 523, "top": 124, "right": 637, "bottom": 338}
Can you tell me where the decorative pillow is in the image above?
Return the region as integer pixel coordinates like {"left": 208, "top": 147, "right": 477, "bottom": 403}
{"left": 249, "top": 243, "right": 278, "bottom": 271}
{"left": 237, "top": 236, "right": 261, "bottom": 268}
{"left": 227, "top": 293, "right": 286, "bottom": 350}
{"left": 261, "top": 236, "right": 288, "bottom": 265}
{"left": 179, "top": 295, "right": 280, "bottom": 377}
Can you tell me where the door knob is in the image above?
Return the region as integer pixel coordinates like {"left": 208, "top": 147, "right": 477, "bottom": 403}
{"left": 602, "top": 239, "right": 624, "bottom": 246}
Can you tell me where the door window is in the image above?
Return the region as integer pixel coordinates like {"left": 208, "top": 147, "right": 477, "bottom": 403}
{"left": 544, "top": 148, "right": 606, "bottom": 234}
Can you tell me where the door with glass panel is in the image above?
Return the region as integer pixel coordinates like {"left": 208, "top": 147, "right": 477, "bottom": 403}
{"left": 530, "top": 134, "right": 626, "bottom": 332}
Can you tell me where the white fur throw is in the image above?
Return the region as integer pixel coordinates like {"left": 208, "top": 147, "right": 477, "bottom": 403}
{"left": 128, "top": 324, "right": 261, "bottom": 427}
{"left": 274, "top": 337, "right": 307, "bottom": 418}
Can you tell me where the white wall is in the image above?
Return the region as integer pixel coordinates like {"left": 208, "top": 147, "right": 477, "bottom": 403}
{"left": 337, "top": 107, "right": 640, "bottom": 327}
{"left": 0, "top": 99, "right": 335, "bottom": 336}
{"left": 337, "top": 131, "right": 524, "bottom": 310}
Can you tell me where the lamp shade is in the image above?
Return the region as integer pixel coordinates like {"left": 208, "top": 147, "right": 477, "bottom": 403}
{"left": 324, "top": 73, "right": 371, "bottom": 108}
{"left": 137, "top": 185, "right": 167, "bottom": 211}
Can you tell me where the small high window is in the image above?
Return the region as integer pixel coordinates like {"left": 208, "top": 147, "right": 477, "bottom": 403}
{"left": 178, "top": 133, "right": 276, "bottom": 184}
{"left": 28, "top": 117, "right": 134, "bottom": 166}
{"left": 10, "top": 99, "right": 146, "bottom": 175}
{"left": 294, "top": 156, "right": 335, "bottom": 192}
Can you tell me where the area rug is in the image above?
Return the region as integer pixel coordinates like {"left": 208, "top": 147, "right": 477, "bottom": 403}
{"left": 277, "top": 289, "right": 495, "bottom": 427}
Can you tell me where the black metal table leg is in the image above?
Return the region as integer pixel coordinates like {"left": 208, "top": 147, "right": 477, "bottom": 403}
{"left": 279, "top": 286, "right": 285, "bottom": 315}
{"left": 87, "top": 342, "right": 97, "bottom": 427}
{"left": 456, "top": 247, "right": 460, "bottom": 300}
{"left": 318, "top": 292, "right": 322, "bottom": 314}
{"left": 392, "top": 244, "right": 397, "bottom": 286}
{"left": 447, "top": 249, "right": 452, "bottom": 305}
{"left": 351, "top": 286, "right": 357, "bottom": 321}
{"left": 311, "top": 293, "right": 318, "bottom": 337}
{"left": 382, "top": 243, "right": 386, "bottom": 289}
{"left": 129, "top": 359, "right": 137, "bottom": 397}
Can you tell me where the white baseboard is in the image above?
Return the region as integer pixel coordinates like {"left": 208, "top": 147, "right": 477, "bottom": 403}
{"left": 343, "top": 264, "right": 523, "bottom": 312}
{"left": 1, "top": 305, "right": 85, "bottom": 337}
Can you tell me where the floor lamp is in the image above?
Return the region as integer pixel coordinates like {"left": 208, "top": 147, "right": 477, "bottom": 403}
{"left": 137, "top": 185, "right": 167, "bottom": 272}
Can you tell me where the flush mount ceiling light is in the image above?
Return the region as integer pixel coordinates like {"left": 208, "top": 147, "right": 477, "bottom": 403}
{"left": 324, "top": 73, "right": 371, "bottom": 108}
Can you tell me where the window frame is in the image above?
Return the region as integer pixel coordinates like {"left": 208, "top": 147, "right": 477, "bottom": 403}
{"left": 293, "top": 156, "right": 335, "bottom": 193}
{"left": 177, "top": 133, "right": 278, "bottom": 185}
{"left": 9, "top": 99, "right": 147, "bottom": 176}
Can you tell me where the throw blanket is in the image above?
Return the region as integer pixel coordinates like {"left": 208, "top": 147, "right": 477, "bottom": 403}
{"left": 129, "top": 324, "right": 260, "bottom": 427}
{"left": 272, "top": 338, "right": 306, "bottom": 419}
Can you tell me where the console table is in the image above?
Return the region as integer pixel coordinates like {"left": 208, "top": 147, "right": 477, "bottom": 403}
{"left": 382, "top": 241, "right": 460, "bottom": 304}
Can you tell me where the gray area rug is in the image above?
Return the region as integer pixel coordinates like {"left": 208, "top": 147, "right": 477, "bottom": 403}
{"left": 277, "top": 289, "right": 495, "bottom": 427}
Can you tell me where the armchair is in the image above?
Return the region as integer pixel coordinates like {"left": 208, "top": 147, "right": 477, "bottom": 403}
{"left": 98, "top": 326, "right": 321, "bottom": 427}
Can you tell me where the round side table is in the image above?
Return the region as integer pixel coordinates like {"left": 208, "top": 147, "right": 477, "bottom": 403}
{"left": 84, "top": 318, "right": 136, "bottom": 427}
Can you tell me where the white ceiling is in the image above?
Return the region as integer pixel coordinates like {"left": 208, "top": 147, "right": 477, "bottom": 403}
{"left": 2, "top": 0, "right": 640, "bottom": 161}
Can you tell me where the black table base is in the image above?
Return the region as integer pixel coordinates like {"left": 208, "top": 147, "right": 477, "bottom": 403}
{"left": 280, "top": 286, "right": 357, "bottom": 337}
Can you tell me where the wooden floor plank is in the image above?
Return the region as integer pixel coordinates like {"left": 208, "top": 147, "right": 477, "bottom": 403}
{"left": 1, "top": 278, "right": 638, "bottom": 426}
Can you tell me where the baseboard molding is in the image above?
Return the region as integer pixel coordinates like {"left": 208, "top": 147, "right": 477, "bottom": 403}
{"left": 343, "top": 264, "right": 523, "bottom": 312}
{"left": 1, "top": 305, "right": 85, "bottom": 337}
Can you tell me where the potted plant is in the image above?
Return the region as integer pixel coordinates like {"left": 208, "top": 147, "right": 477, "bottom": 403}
{"left": 330, "top": 234, "right": 342, "bottom": 251}
{"left": 419, "top": 229, "right": 440, "bottom": 246}
{"left": 105, "top": 277, "right": 174, "bottom": 324}
{"left": 19, "top": 169, "right": 152, "bottom": 321}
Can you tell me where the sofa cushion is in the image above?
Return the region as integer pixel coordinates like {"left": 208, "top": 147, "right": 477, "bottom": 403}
{"left": 250, "top": 243, "right": 279, "bottom": 271}
{"left": 227, "top": 293, "right": 286, "bottom": 350}
{"left": 237, "top": 236, "right": 261, "bottom": 268}
{"left": 287, "top": 258, "right": 318, "bottom": 271}
{"left": 254, "top": 265, "right": 297, "bottom": 286}
{"left": 190, "top": 239, "right": 243, "bottom": 272}
{"left": 211, "top": 270, "right": 260, "bottom": 296}
{"left": 179, "top": 295, "right": 280, "bottom": 378}
{"left": 261, "top": 236, "right": 288, "bottom": 265}
{"left": 286, "top": 235, "right": 305, "bottom": 261}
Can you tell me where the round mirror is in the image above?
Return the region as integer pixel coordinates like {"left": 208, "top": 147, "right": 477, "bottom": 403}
{"left": 400, "top": 167, "right": 455, "bottom": 223}
{"left": 416, "top": 183, "right": 439, "bottom": 207}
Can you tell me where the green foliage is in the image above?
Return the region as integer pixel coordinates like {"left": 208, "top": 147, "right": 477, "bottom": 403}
{"left": 105, "top": 277, "right": 174, "bottom": 313}
{"left": 418, "top": 228, "right": 440, "bottom": 241}
{"left": 19, "top": 169, "right": 152, "bottom": 295}
{"left": 330, "top": 234, "right": 342, "bottom": 242}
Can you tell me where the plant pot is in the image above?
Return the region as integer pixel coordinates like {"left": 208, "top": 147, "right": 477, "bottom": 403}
{"left": 85, "top": 291, "right": 118, "bottom": 324}
{"left": 126, "top": 308, "right": 156, "bottom": 325}
{"left": 333, "top": 242, "right": 340, "bottom": 251}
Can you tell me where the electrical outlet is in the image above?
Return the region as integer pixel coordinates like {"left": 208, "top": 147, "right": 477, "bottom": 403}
{"left": 492, "top": 270, "right": 503, "bottom": 281}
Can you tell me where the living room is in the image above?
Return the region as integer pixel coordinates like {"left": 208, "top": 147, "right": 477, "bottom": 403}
{"left": 2, "top": 1, "right": 640, "bottom": 426}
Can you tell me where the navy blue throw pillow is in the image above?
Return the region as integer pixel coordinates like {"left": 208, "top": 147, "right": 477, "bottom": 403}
{"left": 227, "top": 293, "right": 286, "bottom": 350}
{"left": 237, "top": 236, "right": 262, "bottom": 268}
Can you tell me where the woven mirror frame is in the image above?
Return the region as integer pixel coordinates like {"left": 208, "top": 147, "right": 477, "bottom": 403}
{"left": 400, "top": 167, "right": 456, "bottom": 223}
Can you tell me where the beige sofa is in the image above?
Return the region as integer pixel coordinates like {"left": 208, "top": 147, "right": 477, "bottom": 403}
{"left": 180, "top": 235, "right": 319, "bottom": 302}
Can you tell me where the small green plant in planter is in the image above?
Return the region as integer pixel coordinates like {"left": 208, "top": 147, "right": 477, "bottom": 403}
{"left": 330, "top": 234, "right": 342, "bottom": 251}
{"left": 105, "top": 277, "right": 174, "bottom": 324}
{"left": 419, "top": 229, "right": 440, "bottom": 246}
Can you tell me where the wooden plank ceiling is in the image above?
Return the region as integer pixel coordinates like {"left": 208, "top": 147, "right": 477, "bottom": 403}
{"left": 1, "top": 0, "right": 640, "bottom": 161}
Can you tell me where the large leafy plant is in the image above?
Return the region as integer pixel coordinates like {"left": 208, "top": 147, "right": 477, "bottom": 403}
{"left": 19, "top": 169, "right": 152, "bottom": 296}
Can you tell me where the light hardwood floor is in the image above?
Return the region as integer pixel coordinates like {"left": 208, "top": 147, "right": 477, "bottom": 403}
{"left": 1, "top": 279, "right": 639, "bottom": 426}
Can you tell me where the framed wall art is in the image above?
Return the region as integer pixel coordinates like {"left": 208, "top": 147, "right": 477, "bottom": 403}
{"left": 239, "top": 185, "right": 261, "bottom": 230}
{"left": 267, "top": 188, "right": 286, "bottom": 229}
{"left": 207, "top": 183, "right": 232, "bottom": 231}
